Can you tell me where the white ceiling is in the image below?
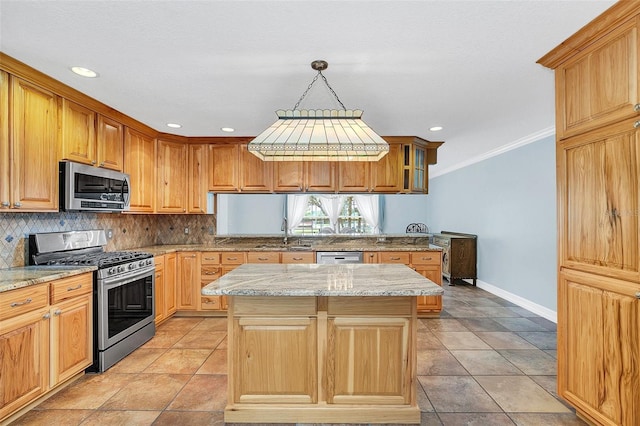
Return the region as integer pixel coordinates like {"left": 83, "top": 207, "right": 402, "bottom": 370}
{"left": 0, "top": 0, "right": 616, "bottom": 175}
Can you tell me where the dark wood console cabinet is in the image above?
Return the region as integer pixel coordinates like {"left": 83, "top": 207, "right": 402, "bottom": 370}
{"left": 431, "top": 231, "right": 477, "bottom": 285}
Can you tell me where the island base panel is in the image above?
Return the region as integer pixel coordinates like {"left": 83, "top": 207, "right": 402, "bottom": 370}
{"left": 224, "top": 405, "right": 420, "bottom": 424}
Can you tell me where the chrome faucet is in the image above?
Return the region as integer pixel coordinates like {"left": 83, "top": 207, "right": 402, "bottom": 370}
{"left": 282, "top": 217, "right": 288, "bottom": 245}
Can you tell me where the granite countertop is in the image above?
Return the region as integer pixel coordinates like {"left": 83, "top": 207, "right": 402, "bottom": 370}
{"left": 0, "top": 266, "right": 96, "bottom": 293}
{"left": 201, "top": 263, "right": 444, "bottom": 297}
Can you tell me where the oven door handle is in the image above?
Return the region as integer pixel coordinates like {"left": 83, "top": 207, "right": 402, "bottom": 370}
{"left": 99, "top": 266, "right": 155, "bottom": 287}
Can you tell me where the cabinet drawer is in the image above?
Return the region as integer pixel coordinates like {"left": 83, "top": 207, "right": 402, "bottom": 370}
{"left": 51, "top": 273, "right": 93, "bottom": 303}
{"left": 410, "top": 252, "right": 440, "bottom": 265}
{"left": 154, "top": 255, "right": 165, "bottom": 269}
{"left": 247, "top": 252, "right": 280, "bottom": 263}
{"left": 221, "top": 252, "right": 246, "bottom": 265}
{"left": 0, "top": 283, "right": 49, "bottom": 321}
{"left": 201, "top": 266, "right": 222, "bottom": 282}
{"left": 201, "top": 295, "right": 222, "bottom": 310}
{"left": 201, "top": 252, "right": 221, "bottom": 265}
{"left": 281, "top": 252, "right": 315, "bottom": 264}
{"left": 378, "top": 252, "right": 410, "bottom": 264}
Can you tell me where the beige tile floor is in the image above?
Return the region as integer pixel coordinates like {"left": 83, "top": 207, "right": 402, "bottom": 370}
{"left": 12, "top": 282, "right": 586, "bottom": 426}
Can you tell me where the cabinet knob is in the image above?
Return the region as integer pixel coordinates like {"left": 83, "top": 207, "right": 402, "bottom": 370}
{"left": 1, "top": 201, "right": 9, "bottom": 207}
{"left": 13, "top": 202, "right": 21, "bottom": 208}
{"left": 54, "top": 309, "right": 62, "bottom": 316}
{"left": 634, "top": 120, "right": 640, "bottom": 129}
{"left": 91, "top": 161, "right": 96, "bottom": 165}
{"left": 43, "top": 313, "right": 51, "bottom": 319}
{"left": 634, "top": 104, "right": 640, "bottom": 112}
{"left": 100, "top": 162, "right": 105, "bottom": 167}
{"left": 636, "top": 292, "right": 640, "bottom": 299}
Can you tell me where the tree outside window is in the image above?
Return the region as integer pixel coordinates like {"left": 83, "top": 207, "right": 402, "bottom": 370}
{"left": 289, "top": 195, "right": 379, "bottom": 235}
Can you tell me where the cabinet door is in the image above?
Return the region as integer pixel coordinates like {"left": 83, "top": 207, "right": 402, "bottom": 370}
{"left": 363, "top": 252, "right": 378, "bottom": 264}
{"left": 411, "top": 145, "right": 427, "bottom": 193}
{"left": 59, "top": 99, "right": 96, "bottom": 166}
{"left": 306, "top": 162, "right": 336, "bottom": 192}
{"left": 165, "top": 253, "right": 177, "bottom": 316}
{"left": 188, "top": 144, "right": 208, "bottom": 213}
{"left": 414, "top": 267, "right": 443, "bottom": 313}
{"left": 155, "top": 258, "right": 165, "bottom": 324}
{"left": 10, "top": 77, "right": 58, "bottom": 211}
{"left": 370, "top": 143, "right": 402, "bottom": 192}
{"left": 208, "top": 143, "right": 239, "bottom": 191}
{"left": 337, "top": 162, "right": 369, "bottom": 192}
{"left": 239, "top": 144, "right": 273, "bottom": 192}
{"left": 232, "top": 316, "right": 317, "bottom": 404}
{"left": 96, "top": 115, "right": 124, "bottom": 171}
{"left": 559, "top": 120, "right": 640, "bottom": 283}
{"left": 50, "top": 292, "right": 93, "bottom": 385}
{"left": 156, "top": 139, "right": 187, "bottom": 213}
{"left": 273, "top": 162, "right": 304, "bottom": 192}
{"left": 0, "top": 308, "right": 50, "bottom": 420}
{"left": 557, "top": 19, "right": 640, "bottom": 140}
{"left": 327, "top": 316, "right": 410, "bottom": 404}
{"left": 177, "top": 252, "right": 200, "bottom": 310}
{"left": 559, "top": 270, "right": 640, "bottom": 426}
{"left": 124, "top": 127, "right": 156, "bottom": 212}
{"left": 0, "top": 71, "right": 8, "bottom": 209}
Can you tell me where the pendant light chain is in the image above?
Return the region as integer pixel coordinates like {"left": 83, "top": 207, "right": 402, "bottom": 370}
{"left": 292, "top": 70, "right": 347, "bottom": 111}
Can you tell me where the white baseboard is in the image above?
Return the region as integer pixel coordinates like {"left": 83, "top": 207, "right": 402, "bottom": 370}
{"left": 467, "top": 278, "right": 557, "bottom": 323}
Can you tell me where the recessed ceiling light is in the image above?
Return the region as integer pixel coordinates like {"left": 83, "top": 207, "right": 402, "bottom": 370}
{"left": 70, "top": 66, "right": 98, "bottom": 78}
{"left": 221, "top": 127, "right": 235, "bottom": 133}
{"left": 429, "top": 126, "right": 443, "bottom": 132}
{"left": 167, "top": 123, "right": 182, "bottom": 129}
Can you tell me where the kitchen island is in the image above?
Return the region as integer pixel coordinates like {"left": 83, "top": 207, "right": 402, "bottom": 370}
{"left": 202, "top": 263, "right": 443, "bottom": 424}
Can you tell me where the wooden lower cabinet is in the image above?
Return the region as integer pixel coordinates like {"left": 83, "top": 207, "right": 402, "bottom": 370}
{"left": 0, "top": 273, "right": 93, "bottom": 423}
{"left": 154, "top": 253, "right": 178, "bottom": 324}
{"left": 225, "top": 295, "right": 418, "bottom": 423}
{"left": 0, "top": 306, "right": 50, "bottom": 421}
{"left": 177, "top": 252, "right": 200, "bottom": 310}
{"left": 558, "top": 269, "right": 640, "bottom": 426}
{"left": 370, "top": 251, "right": 443, "bottom": 314}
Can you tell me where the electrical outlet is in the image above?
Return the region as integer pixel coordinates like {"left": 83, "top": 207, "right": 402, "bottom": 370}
{"left": 208, "top": 226, "right": 214, "bottom": 235}
{"left": 184, "top": 227, "right": 189, "bottom": 234}
{"left": 106, "top": 229, "right": 113, "bottom": 239}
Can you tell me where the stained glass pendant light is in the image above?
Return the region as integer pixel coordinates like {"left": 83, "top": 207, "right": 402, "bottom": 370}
{"left": 248, "top": 60, "right": 389, "bottom": 162}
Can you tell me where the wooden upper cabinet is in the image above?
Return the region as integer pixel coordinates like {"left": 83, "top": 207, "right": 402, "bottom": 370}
{"left": 554, "top": 19, "right": 640, "bottom": 140}
{"left": 306, "top": 162, "right": 336, "bottom": 192}
{"left": 370, "top": 143, "right": 403, "bottom": 192}
{"left": 59, "top": 99, "right": 96, "bottom": 165}
{"left": 188, "top": 144, "right": 208, "bottom": 213}
{"left": 96, "top": 115, "right": 124, "bottom": 171}
{"left": 123, "top": 127, "right": 156, "bottom": 213}
{"left": 559, "top": 119, "right": 640, "bottom": 283}
{"left": 273, "top": 162, "right": 304, "bottom": 192}
{"left": 239, "top": 144, "right": 273, "bottom": 192}
{"left": 337, "top": 162, "right": 369, "bottom": 192}
{"left": 156, "top": 139, "right": 188, "bottom": 213}
{"left": 9, "top": 76, "right": 58, "bottom": 211}
{"left": 208, "top": 143, "right": 239, "bottom": 191}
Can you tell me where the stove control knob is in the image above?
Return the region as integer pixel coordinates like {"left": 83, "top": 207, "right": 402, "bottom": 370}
{"left": 128, "top": 263, "right": 135, "bottom": 270}
{"left": 117, "top": 266, "right": 125, "bottom": 273}
{"left": 146, "top": 259, "right": 153, "bottom": 266}
{"left": 108, "top": 267, "right": 115, "bottom": 275}
{"left": 139, "top": 261, "right": 145, "bottom": 267}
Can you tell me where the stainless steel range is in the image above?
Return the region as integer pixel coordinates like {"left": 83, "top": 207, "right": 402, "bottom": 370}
{"left": 29, "top": 230, "right": 155, "bottom": 372}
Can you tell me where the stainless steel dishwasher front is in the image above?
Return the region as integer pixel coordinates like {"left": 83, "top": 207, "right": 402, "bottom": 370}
{"left": 315, "top": 251, "right": 363, "bottom": 264}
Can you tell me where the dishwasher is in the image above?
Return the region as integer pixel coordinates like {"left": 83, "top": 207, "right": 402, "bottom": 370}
{"left": 316, "top": 251, "right": 363, "bottom": 264}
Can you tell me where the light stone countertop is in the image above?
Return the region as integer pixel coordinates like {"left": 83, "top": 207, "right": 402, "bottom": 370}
{"left": 0, "top": 266, "right": 96, "bottom": 293}
{"left": 201, "top": 263, "right": 444, "bottom": 297}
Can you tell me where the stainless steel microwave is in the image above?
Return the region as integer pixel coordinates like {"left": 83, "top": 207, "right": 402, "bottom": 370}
{"left": 59, "top": 161, "right": 130, "bottom": 212}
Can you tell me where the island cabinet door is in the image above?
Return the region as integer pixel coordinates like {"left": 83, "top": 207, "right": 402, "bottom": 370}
{"left": 231, "top": 317, "right": 317, "bottom": 404}
{"left": 326, "top": 316, "right": 411, "bottom": 405}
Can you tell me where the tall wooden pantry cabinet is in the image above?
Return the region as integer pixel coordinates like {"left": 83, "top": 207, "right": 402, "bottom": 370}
{"left": 538, "top": 2, "right": 640, "bottom": 426}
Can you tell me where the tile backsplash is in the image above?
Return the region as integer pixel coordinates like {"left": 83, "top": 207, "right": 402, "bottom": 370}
{"left": 0, "top": 212, "right": 216, "bottom": 269}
